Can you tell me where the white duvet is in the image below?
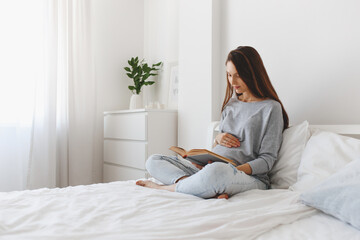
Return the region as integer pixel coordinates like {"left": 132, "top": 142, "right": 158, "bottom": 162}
{"left": 259, "top": 212, "right": 360, "bottom": 240}
{"left": 0, "top": 179, "right": 346, "bottom": 240}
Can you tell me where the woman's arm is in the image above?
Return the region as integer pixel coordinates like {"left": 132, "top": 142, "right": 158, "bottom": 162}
{"left": 247, "top": 105, "right": 284, "bottom": 175}
{"left": 236, "top": 163, "right": 252, "bottom": 175}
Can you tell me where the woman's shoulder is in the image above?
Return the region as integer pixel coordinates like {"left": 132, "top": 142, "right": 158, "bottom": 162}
{"left": 259, "top": 99, "right": 283, "bottom": 117}
{"left": 264, "top": 99, "right": 281, "bottom": 109}
{"left": 265, "top": 100, "right": 284, "bottom": 123}
{"left": 251, "top": 98, "right": 277, "bottom": 106}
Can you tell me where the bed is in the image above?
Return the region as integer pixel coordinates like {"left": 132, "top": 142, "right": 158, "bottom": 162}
{"left": 1, "top": 121, "right": 360, "bottom": 239}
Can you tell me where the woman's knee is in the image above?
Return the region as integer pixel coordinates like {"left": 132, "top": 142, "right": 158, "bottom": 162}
{"left": 203, "top": 162, "right": 232, "bottom": 177}
{"left": 200, "top": 162, "right": 233, "bottom": 185}
{"left": 145, "top": 154, "right": 164, "bottom": 173}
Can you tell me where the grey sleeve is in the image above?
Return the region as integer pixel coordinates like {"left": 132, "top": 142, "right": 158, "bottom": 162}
{"left": 219, "top": 106, "right": 227, "bottom": 133}
{"left": 247, "top": 105, "right": 284, "bottom": 175}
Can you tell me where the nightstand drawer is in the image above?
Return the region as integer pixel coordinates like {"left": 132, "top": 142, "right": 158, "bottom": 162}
{"left": 104, "top": 113, "right": 147, "bottom": 140}
{"left": 103, "top": 109, "right": 177, "bottom": 183}
{"left": 103, "top": 163, "right": 146, "bottom": 182}
{"left": 104, "top": 140, "right": 147, "bottom": 170}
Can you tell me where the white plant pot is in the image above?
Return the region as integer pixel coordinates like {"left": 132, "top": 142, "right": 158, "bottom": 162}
{"left": 129, "top": 94, "right": 143, "bottom": 109}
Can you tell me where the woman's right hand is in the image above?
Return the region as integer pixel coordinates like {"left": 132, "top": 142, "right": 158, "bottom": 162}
{"left": 192, "top": 161, "right": 213, "bottom": 170}
{"left": 215, "top": 133, "right": 241, "bottom": 148}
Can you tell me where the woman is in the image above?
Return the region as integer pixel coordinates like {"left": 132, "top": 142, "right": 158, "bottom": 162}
{"left": 136, "top": 46, "right": 289, "bottom": 199}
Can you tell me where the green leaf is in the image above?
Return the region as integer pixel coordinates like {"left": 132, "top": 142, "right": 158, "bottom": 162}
{"left": 124, "top": 67, "right": 131, "bottom": 72}
{"left": 142, "top": 64, "right": 149, "bottom": 72}
{"left": 134, "top": 75, "right": 140, "bottom": 82}
{"left": 153, "top": 61, "right": 162, "bottom": 67}
{"left": 142, "top": 77, "right": 149, "bottom": 82}
{"left": 145, "top": 81, "right": 155, "bottom": 85}
{"left": 126, "top": 73, "right": 133, "bottom": 78}
{"left": 128, "top": 86, "right": 135, "bottom": 90}
{"left": 138, "top": 68, "right": 143, "bottom": 77}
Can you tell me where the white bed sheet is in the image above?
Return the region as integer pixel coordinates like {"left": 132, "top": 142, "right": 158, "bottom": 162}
{"left": 257, "top": 210, "right": 360, "bottom": 240}
{"left": 0, "top": 179, "right": 354, "bottom": 240}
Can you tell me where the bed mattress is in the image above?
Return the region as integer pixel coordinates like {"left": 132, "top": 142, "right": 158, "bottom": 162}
{"left": 0, "top": 179, "right": 358, "bottom": 240}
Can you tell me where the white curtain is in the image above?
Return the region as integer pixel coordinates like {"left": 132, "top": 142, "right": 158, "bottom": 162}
{"left": 0, "top": 0, "right": 43, "bottom": 191}
{"left": 28, "top": 0, "right": 99, "bottom": 189}
{"left": 0, "top": 0, "right": 99, "bottom": 191}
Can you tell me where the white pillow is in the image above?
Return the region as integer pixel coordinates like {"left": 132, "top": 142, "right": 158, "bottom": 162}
{"left": 300, "top": 159, "right": 360, "bottom": 230}
{"left": 269, "top": 121, "right": 310, "bottom": 189}
{"left": 290, "top": 129, "right": 360, "bottom": 192}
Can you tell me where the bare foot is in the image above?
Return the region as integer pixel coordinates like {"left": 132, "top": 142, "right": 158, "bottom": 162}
{"left": 217, "top": 193, "right": 229, "bottom": 199}
{"left": 136, "top": 180, "right": 176, "bottom": 192}
{"left": 136, "top": 180, "right": 161, "bottom": 189}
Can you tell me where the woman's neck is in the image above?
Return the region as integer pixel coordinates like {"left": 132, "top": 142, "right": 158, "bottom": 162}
{"left": 237, "top": 92, "right": 264, "bottom": 102}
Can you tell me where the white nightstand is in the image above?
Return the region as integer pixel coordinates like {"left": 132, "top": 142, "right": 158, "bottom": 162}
{"left": 103, "top": 109, "right": 177, "bottom": 182}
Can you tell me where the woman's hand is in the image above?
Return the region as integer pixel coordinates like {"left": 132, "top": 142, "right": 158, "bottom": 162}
{"left": 236, "top": 163, "right": 252, "bottom": 175}
{"left": 192, "top": 161, "right": 213, "bottom": 170}
{"left": 215, "top": 133, "right": 241, "bottom": 148}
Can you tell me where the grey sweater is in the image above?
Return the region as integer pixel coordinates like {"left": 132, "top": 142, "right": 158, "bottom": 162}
{"left": 213, "top": 97, "right": 284, "bottom": 188}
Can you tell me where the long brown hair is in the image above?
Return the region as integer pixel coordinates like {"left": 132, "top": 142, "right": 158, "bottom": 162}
{"left": 222, "top": 46, "right": 289, "bottom": 129}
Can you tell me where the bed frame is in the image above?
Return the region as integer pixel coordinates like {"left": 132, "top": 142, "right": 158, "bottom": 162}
{"left": 207, "top": 121, "right": 360, "bottom": 150}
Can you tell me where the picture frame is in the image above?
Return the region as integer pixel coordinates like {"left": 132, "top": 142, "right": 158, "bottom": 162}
{"left": 167, "top": 62, "right": 179, "bottom": 109}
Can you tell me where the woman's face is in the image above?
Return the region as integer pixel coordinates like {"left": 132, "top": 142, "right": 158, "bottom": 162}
{"left": 226, "top": 61, "right": 249, "bottom": 95}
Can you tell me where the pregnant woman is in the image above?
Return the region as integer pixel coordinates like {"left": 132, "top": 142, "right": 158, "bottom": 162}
{"left": 136, "top": 46, "right": 289, "bottom": 199}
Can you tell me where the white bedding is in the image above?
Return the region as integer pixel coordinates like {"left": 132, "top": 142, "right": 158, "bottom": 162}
{"left": 2, "top": 124, "right": 360, "bottom": 239}
{"left": 0, "top": 179, "right": 317, "bottom": 240}
{"left": 258, "top": 211, "right": 360, "bottom": 240}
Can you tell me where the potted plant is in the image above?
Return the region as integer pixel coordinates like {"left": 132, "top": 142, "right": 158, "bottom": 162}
{"left": 124, "top": 57, "right": 162, "bottom": 109}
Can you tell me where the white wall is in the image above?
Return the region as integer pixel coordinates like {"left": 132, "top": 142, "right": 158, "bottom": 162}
{"left": 90, "top": 0, "right": 360, "bottom": 171}
{"left": 143, "top": 0, "right": 179, "bottom": 107}
{"left": 91, "top": 0, "right": 144, "bottom": 182}
{"left": 220, "top": 0, "right": 360, "bottom": 125}
{"left": 92, "top": 0, "right": 144, "bottom": 111}
{"left": 178, "top": 0, "right": 219, "bottom": 149}
{"left": 177, "top": 0, "right": 360, "bottom": 149}
{"left": 92, "top": 0, "right": 179, "bottom": 112}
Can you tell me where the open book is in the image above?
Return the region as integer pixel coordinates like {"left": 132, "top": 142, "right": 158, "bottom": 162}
{"left": 169, "top": 146, "right": 237, "bottom": 166}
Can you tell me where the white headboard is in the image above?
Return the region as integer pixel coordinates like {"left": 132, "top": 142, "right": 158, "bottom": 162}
{"left": 207, "top": 121, "right": 360, "bottom": 150}
{"left": 309, "top": 125, "right": 360, "bottom": 135}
